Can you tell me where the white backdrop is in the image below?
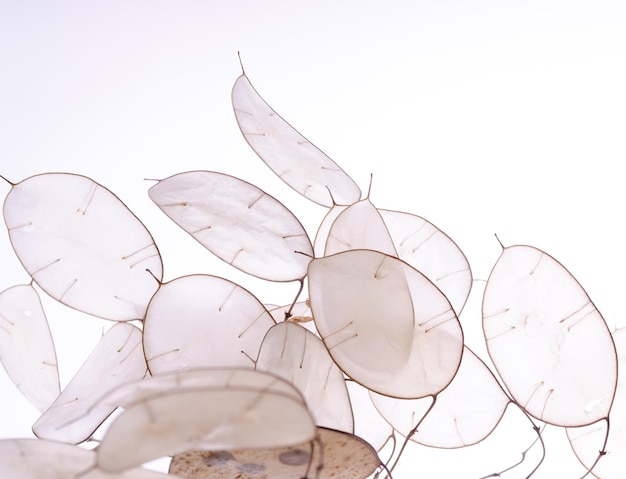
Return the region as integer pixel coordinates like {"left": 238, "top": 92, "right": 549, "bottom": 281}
{"left": 1, "top": 1, "right": 625, "bottom": 477}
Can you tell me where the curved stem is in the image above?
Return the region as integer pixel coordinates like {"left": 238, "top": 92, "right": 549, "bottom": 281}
{"left": 375, "top": 460, "right": 394, "bottom": 479}
{"left": 381, "top": 431, "right": 397, "bottom": 468}
{"left": 480, "top": 454, "right": 524, "bottom": 479}
{"left": 577, "top": 416, "right": 610, "bottom": 479}
{"left": 301, "top": 434, "right": 325, "bottom": 479}
{"left": 144, "top": 268, "right": 163, "bottom": 286}
{"left": 479, "top": 423, "right": 545, "bottom": 479}
{"left": 387, "top": 395, "right": 437, "bottom": 474}
{"left": 515, "top": 401, "right": 546, "bottom": 478}
{"left": 366, "top": 173, "right": 373, "bottom": 200}
{"left": 479, "top": 402, "right": 546, "bottom": 479}
{"left": 285, "top": 278, "right": 305, "bottom": 320}
{"left": 311, "top": 434, "right": 324, "bottom": 479}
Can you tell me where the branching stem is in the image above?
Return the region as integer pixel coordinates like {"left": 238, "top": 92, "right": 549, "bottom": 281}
{"left": 478, "top": 398, "right": 546, "bottom": 479}
{"left": 513, "top": 401, "right": 546, "bottom": 478}
{"left": 387, "top": 395, "right": 437, "bottom": 474}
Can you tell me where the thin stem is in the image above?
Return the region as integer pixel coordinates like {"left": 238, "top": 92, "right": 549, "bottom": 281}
{"left": 237, "top": 51, "right": 246, "bottom": 75}
{"left": 302, "top": 434, "right": 324, "bottom": 479}
{"left": 479, "top": 423, "right": 546, "bottom": 479}
{"left": 387, "top": 395, "right": 437, "bottom": 474}
{"left": 494, "top": 233, "right": 505, "bottom": 250}
{"left": 366, "top": 173, "right": 373, "bottom": 200}
{"left": 381, "top": 431, "right": 397, "bottom": 467}
{"left": 325, "top": 185, "right": 339, "bottom": 207}
{"left": 524, "top": 430, "right": 545, "bottom": 476}
{"left": 375, "top": 461, "right": 394, "bottom": 479}
{"left": 144, "top": 268, "right": 163, "bottom": 286}
{"left": 302, "top": 438, "right": 315, "bottom": 479}
{"left": 0, "top": 174, "right": 16, "bottom": 186}
{"left": 285, "top": 278, "right": 305, "bottom": 320}
{"left": 480, "top": 400, "right": 546, "bottom": 479}
{"left": 577, "top": 416, "right": 610, "bottom": 479}
{"left": 480, "top": 454, "right": 524, "bottom": 478}
{"left": 514, "top": 401, "right": 546, "bottom": 478}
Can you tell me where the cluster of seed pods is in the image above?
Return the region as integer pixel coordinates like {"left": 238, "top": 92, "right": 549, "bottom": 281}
{"left": 0, "top": 68, "right": 624, "bottom": 479}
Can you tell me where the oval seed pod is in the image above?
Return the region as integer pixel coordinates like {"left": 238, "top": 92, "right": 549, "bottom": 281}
{"left": 232, "top": 74, "right": 361, "bottom": 207}
{"left": 317, "top": 206, "right": 472, "bottom": 316}
{"left": 308, "top": 249, "right": 463, "bottom": 399}
{"left": 313, "top": 204, "right": 347, "bottom": 257}
{"left": 324, "top": 199, "right": 397, "bottom": 257}
{"left": 148, "top": 171, "right": 313, "bottom": 282}
{"left": 95, "top": 368, "right": 307, "bottom": 410}
{"left": 370, "top": 346, "right": 510, "bottom": 448}
{"left": 483, "top": 244, "right": 617, "bottom": 426}
{"left": 143, "top": 274, "right": 275, "bottom": 374}
{"left": 0, "top": 438, "right": 178, "bottom": 479}
{"left": 256, "top": 321, "right": 354, "bottom": 433}
{"left": 3, "top": 173, "right": 162, "bottom": 321}
{"left": 567, "top": 327, "right": 626, "bottom": 479}
{"left": 32, "top": 322, "right": 147, "bottom": 444}
{"left": 0, "top": 284, "right": 60, "bottom": 412}
{"left": 169, "top": 427, "right": 381, "bottom": 479}
{"left": 96, "top": 369, "right": 316, "bottom": 472}
{"left": 379, "top": 209, "right": 472, "bottom": 316}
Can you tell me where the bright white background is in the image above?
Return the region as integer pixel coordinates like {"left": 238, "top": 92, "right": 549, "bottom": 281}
{"left": 1, "top": 1, "right": 625, "bottom": 477}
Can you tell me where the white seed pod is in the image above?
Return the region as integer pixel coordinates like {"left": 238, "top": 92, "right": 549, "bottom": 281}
{"left": 483, "top": 244, "right": 617, "bottom": 426}
{"left": 232, "top": 74, "right": 361, "bottom": 207}
{"left": 324, "top": 199, "right": 397, "bottom": 257}
{"left": 256, "top": 321, "right": 354, "bottom": 433}
{"left": 0, "top": 438, "right": 178, "bottom": 479}
{"left": 308, "top": 249, "right": 463, "bottom": 399}
{"left": 3, "top": 173, "right": 162, "bottom": 321}
{"left": 379, "top": 209, "right": 472, "bottom": 316}
{"left": 0, "top": 284, "right": 60, "bottom": 412}
{"left": 148, "top": 171, "right": 313, "bottom": 282}
{"left": 567, "top": 327, "right": 626, "bottom": 479}
{"left": 143, "top": 274, "right": 275, "bottom": 374}
{"left": 371, "top": 346, "right": 510, "bottom": 448}
{"left": 96, "top": 368, "right": 316, "bottom": 472}
{"left": 33, "top": 322, "right": 147, "bottom": 444}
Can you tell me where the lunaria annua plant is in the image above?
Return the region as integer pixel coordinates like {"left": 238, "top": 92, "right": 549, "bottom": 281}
{"left": 0, "top": 63, "right": 623, "bottom": 479}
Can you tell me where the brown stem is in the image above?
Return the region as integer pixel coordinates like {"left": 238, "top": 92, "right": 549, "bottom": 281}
{"left": 285, "top": 278, "right": 305, "bottom": 321}
{"left": 387, "top": 395, "right": 438, "bottom": 474}
{"left": 577, "top": 416, "right": 610, "bottom": 479}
